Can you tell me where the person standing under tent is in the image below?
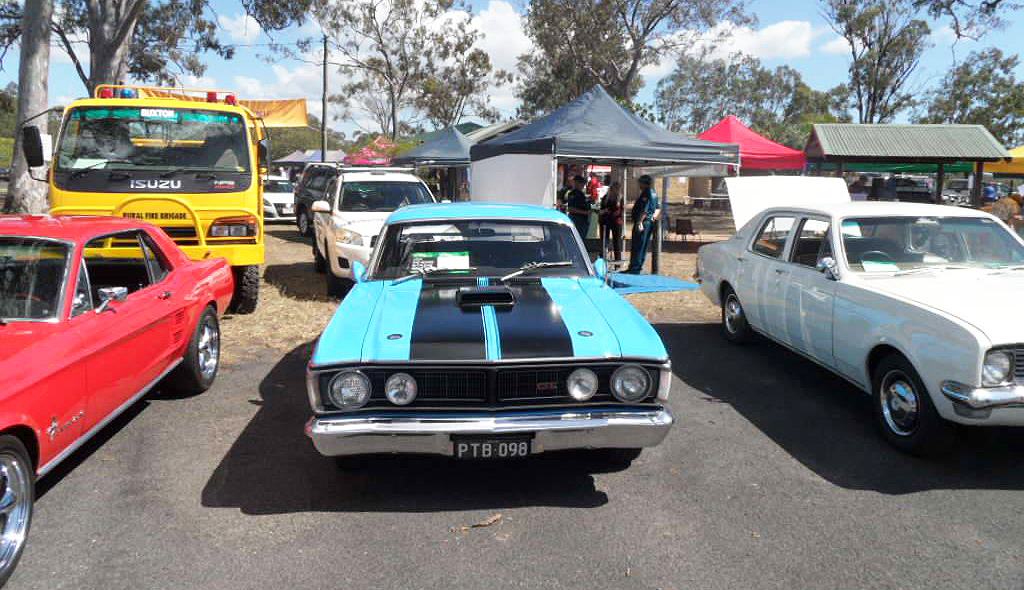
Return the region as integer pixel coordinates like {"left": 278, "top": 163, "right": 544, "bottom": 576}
{"left": 599, "top": 181, "right": 623, "bottom": 261}
{"left": 588, "top": 172, "right": 602, "bottom": 202}
{"left": 566, "top": 175, "right": 592, "bottom": 239}
{"left": 626, "top": 175, "right": 660, "bottom": 274}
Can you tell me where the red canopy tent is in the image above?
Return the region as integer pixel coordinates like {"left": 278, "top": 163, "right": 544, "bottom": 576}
{"left": 698, "top": 115, "right": 806, "bottom": 170}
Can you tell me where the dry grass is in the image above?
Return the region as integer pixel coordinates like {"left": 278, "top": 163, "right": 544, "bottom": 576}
{"left": 218, "top": 224, "right": 725, "bottom": 363}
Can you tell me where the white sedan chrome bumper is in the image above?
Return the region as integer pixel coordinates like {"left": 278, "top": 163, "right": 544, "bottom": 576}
{"left": 305, "top": 407, "right": 674, "bottom": 457}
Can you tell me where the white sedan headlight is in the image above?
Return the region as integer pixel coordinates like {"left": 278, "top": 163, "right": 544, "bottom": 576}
{"left": 327, "top": 370, "right": 371, "bottom": 409}
{"left": 385, "top": 373, "right": 417, "bottom": 405}
{"left": 982, "top": 350, "right": 1013, "bottom": 386}
{"left": 611, "top": 365, "right": 651, "bottom": 402}
{"left": 566, "top": 368, "right": 598, "bottom": 401}
{"left": 336, "top": 228, "right": 364, "bottom": 246}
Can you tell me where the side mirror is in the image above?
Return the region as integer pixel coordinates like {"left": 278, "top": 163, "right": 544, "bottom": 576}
{"left": 816, "top": 256, "right": 840, "bottom": 281}
{"left": 21, "top": 125, "right": 44, "bottom": 168}
{"left": 95, "top": 286, "right": 128, "bottom": 314}
{"left": 351, "top": 261, "right": 366, "bottom": 284}
{"left": 593, "top": 257, "right": 607, "bottom": 280}
{"left": 311, "top": 200, "right": 331, "bottom": 214}
{"left": 257, "top": 139, "right": 269, "bottom": 169}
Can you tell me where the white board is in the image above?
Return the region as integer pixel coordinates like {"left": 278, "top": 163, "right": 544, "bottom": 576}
{"left": 724, "top": 176, "right": 851, "bottom": 230}
{"left": 470, "top": 154, "right": 556, "bottom": 206}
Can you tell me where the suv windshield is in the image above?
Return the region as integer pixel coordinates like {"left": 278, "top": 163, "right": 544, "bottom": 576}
{"left": 841, "top": 216, "right": 1024, "bottom": 272}
{"left": 56, "top": 106, "right": 250, "bottom": 173}
{"left": 373, "top": 220, "right": 589, "bottom": 280}
{"left": 339, "top": 181, "right": 433, "bottom": 212}
{"left": 264, "top": 180, "right": 293, "bottom": 192}
{"left": 0, "top": 237, "right": 70, "bottom": 320}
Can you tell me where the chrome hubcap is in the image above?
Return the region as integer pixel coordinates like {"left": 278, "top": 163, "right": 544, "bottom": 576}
{"left": 197, "top": 317, "right": 220, "bottom": 380}
{"left": 0, "top": 453, "right": 31, "bottom": 576}
{"left": 725, "top": 296, "right": 743, "bottom": 333}
{"left": 881, "top": 370, "right": 919, "bottom": 436}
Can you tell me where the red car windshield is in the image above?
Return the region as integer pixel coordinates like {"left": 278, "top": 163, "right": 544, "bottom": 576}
{"left": 0, "top": 237, "right": 70, "bottom": 320}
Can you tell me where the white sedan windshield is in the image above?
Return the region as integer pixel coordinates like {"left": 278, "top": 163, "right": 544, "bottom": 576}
{"left": 841, "top": 216, "right": 1024, "bottom": 272}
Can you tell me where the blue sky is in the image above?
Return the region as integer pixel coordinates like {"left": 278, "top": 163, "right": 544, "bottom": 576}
{"left": 2, "top": 0, "right": 1021, "bottom": 136}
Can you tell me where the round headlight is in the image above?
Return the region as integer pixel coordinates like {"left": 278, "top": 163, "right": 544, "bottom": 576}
{"left": 385, "top": 372, "right": 417, "bottom": 405}
{"left": 982, "top": 350, "right": 1013, "bottom": 386}
{"left": 611, "top": 365, "right": 651, "bottom": 402}
{"left": 567, "top": 368, "right": 598, "bottom": 401}
{"left": 327, "top": 370, "right": 371, "bottom": 409}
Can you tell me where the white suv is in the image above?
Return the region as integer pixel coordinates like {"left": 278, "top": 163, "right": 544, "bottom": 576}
{"left": 311, "top": 167, "right": 435, "bottom": 295}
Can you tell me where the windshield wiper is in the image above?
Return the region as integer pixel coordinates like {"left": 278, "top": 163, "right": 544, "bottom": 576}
{"left": 500, "top": 261, "right": 573, "bottom": 282}
{"left": 893, "top": 265, "right": 973, "bottom": 276}
{"left": 392, "top": 266, "right": 478, "bottom": 285}
{"left": 987, "top": 264, "right": 1024, "bottom": 275}
{"left": 160, "top": 167, "right": 214, "bottom": 178}
{"left": 69, "top": 159, "right": 134, "bottom": 180}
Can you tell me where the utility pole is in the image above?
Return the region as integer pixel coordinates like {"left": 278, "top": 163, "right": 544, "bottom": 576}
{"left": 321, "top": 33, "right": 328, "bottom": 163}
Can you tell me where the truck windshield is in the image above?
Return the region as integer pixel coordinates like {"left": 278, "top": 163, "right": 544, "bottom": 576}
{"left": 0, "top": 237, "right": 70, "bottom": 321}
{"left": 55, "top": 106, "right": 250, "bottom": 173}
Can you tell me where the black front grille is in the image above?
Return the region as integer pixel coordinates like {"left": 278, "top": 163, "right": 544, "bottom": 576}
{"left": 370, "top": 234, "right": 379, "bottom": 248}
{"left": 1012, "top": 347, "right": 1024, "bottom": 382}
{"left": 319, "top": 363, "right": 660, "bottom": 410}
{"left": 161, "top": 226, "right": 200, "bottom": 245}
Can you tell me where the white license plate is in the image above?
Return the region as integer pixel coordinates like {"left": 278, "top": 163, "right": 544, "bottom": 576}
{"left": 453, "top": 436, "right": 532, "bottom": 459}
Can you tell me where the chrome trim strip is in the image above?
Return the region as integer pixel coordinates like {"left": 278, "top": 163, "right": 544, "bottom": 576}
{"left": 308, "top": 356, "right": 670, "bottom": 370}
{"left": 37, "top": 358, "right": 182, "bottom": 478}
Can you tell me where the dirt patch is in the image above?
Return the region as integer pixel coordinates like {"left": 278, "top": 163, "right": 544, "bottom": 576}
{"left": 218, "top": 223, "right": 724, "bottom": 363}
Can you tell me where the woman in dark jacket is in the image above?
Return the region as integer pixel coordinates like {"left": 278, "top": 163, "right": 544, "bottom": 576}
{"left": 599, "top": 182, "right": 623, "bottom": 261}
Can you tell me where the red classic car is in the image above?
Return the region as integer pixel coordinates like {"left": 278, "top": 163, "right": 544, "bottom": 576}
{"left": 0, "top": 215, "right": 234, "bottom": 584}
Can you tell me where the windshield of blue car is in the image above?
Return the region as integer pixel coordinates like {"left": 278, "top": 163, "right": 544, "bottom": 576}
{"left": 0, "top": 237, "right": 71, "bottom": 320}
{"left": 372, "top": 220, "right": 590, "bottom": 280}
{"left": 55, "top": 106, "right": 250, "bottom": 173}
{"left": 339, "top": 181, "right": 434, "bottom": 212}
{"left": 841, "top": 216, "right": 1024, "bottom": 272}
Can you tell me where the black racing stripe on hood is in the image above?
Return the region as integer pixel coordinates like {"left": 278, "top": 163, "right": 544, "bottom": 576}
{"left": 494, "top": 279, "right": 573, "bottom": 359}
{"left": 409, "top": 279, "right": 486, "bottom": 360}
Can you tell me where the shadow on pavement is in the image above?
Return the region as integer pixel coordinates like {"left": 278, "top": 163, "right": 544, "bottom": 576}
{"left": 201, "top": 344, "right": 611, "bottom": 514}
{"left": 265, "top": 227, "right": 308, "bottom": 244}
{"left": 657, "top": 322, "right": 1024, "bottom": 494}
{"left": 263, "top": 262, "right": 341, "bottom": 302}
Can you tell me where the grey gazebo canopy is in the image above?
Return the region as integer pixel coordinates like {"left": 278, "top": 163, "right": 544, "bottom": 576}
{"left": 392, "top": 127, "right": 472, "bottom": 167}
{"left": 470, "top": 85, "right": 739, "bottom": 167}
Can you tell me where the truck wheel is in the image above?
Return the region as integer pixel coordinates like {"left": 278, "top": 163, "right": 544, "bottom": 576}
{"left": 721, "top": 287, "right": 752, "bottom": 344}
{"left": 313, "top": 239, "right": 326, "bottom": 274}
{"left": 326, "top": 270, "right": 351, "bottom": 298}
{"left": 0, "top": 435, "right": 33, "bottom": 586}
{"left": 229, "top": 265, "right": 260, "bottom": 314}
{"left": 296, "top": 208, "right": 313, "bottom": 237}
{"left": 166, "top": 305, "right": 220, "bottom": 395}
{"left": 872, "top": 353, "right": 954, "bottom": 455}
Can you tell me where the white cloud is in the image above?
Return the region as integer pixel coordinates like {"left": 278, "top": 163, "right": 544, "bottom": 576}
{"left": 820, "top": 35, "right": 851, "bottom": 55}
{"left": 218, "top": 12, "right": 262, "bottom": 43}
{"left": 469, "top": 0, "right": 534, "bottom": 118}
{"left": 702, "top": 20, "right": 822, "bottom": 60}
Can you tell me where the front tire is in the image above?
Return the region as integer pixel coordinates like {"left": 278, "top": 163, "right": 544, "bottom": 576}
{"left": 228, "top": 265, "right": 259, "bottom": 314}
{"left": 721, "top": 287, "right": 752, "bottom": 344}
{"left": 0, "top": 435, "right": 33, "bottom": 587}
{"left": 872, "top": 354, "right": 954, "bottom": 455}
{"left": 167, "top": 305, "right": 220, "bottom": 395}
{"left": 296, "top": 207, "right": 313, "bottom": 237}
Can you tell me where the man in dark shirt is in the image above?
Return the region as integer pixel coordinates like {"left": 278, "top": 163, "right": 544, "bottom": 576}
{"left": 566, "top": 175, "right": 592, "bottom": 239}
{"left": 627, "top": 174, "right": 660, "bottom": 273}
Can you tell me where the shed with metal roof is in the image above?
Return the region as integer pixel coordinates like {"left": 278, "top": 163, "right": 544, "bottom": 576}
{"left": 805, "top": 124, "right": 1012, "bottom": 204}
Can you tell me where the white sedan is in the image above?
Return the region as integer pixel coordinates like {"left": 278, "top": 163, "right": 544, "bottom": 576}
{"left": 696, "top": 200, "right": 1024, "bottom": 455}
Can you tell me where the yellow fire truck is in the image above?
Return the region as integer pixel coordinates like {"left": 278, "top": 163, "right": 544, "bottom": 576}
{"left": 22, "top": 85, "right": 305, "bottom": 313}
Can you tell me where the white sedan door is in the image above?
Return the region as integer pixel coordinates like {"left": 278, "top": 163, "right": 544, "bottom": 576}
{"left": 313, "top": 177, "right": 340, "bottom": 255}
{"left": 783, "top": 217, "right": 837, "bottom": 366}
{"left": 749, "top": 215, "right": 797, "bottom": 342}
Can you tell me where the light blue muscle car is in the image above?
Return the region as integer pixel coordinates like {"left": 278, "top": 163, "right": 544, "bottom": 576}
{"left": 304, "top": 203, "right": 676, "bottom": 466}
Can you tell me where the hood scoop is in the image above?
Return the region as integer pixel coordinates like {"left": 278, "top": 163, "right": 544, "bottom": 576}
{"left": 457, "top": 286, "right": 515, "bottom": 309}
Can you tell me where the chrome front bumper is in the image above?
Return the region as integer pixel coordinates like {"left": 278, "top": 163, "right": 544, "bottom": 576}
{"left": 941, "top": 381, "right": 1024, "bottom": 411}
{"left": 305, "top": 407, "right": 674, "bottom": 457}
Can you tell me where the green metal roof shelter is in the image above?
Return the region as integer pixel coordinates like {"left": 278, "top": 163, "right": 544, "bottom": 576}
{"left": 805, "top": 124, "right": 1012, "bottom": 204}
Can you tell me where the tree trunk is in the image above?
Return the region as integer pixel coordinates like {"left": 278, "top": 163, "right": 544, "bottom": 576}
{"left": 86, "top": 0, "right": 146, "bottom": 93}
{"left": 6, "top": 0, "right": 53, "bottom": 214}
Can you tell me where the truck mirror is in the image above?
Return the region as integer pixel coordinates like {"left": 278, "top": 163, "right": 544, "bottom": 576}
{"left": 21, "top": 126, "right": 44, "bottom": 168}
{"left": 258, "top": 139, "right": 269, "bottom": 169}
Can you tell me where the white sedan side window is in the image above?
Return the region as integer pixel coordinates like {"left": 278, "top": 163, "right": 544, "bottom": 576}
{"left": 751, "top": 216, "right": 795, "bottom": 259}
{"left": 791, "top": 219, "right": 832, "bottom": 267}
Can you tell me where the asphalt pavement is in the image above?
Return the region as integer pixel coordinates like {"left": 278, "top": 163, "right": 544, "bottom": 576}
{"left": 9, "top": 271, "right": 1024, "bottom": 589}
